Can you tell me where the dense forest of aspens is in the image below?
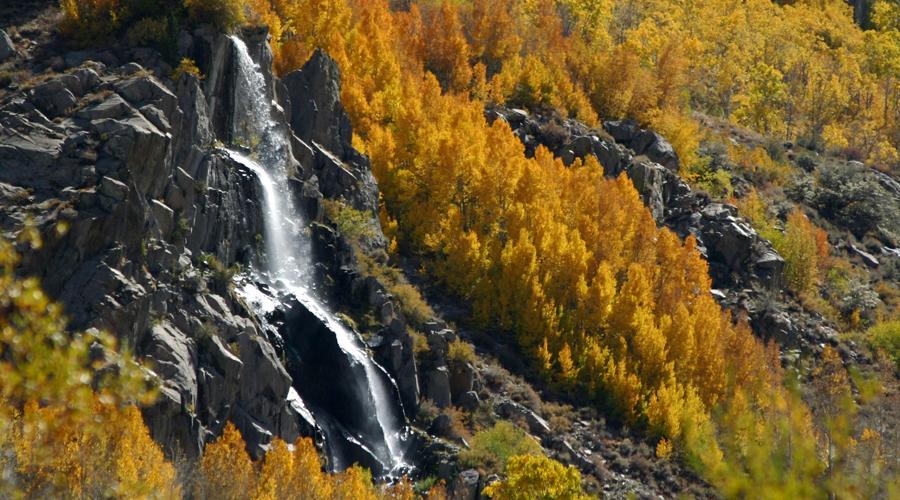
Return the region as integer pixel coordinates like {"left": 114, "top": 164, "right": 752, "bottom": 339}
{"left": 1, "top": 0, "right": 899, "bottom": 497}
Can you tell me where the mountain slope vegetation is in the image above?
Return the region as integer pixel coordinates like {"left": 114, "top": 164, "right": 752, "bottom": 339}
{"left": 237, "top": 0, "right": 897, "bottom": 494}
{"left": 2, "top": 0, "right": 896, "bottom": 497}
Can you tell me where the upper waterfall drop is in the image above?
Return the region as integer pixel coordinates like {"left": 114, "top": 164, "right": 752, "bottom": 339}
{"left": 226, "top": 35, "right": 408, "bottom": 476}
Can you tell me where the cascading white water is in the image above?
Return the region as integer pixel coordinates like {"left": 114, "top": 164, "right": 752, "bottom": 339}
{"left": 227, "top": 36, "right": 407, "bottom": 474}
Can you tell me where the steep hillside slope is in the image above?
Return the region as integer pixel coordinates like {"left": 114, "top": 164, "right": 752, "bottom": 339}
{"left": 0, "top": 0, "right": 898, "bottom": 498}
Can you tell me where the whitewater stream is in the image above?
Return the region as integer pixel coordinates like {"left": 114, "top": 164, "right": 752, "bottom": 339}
{"left": 226, "top": 35, "right": 407, "bottom": 476}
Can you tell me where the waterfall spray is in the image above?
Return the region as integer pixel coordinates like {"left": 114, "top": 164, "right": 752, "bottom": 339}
{"left": 227, "top": 36, "right": 407, "bottom": 475}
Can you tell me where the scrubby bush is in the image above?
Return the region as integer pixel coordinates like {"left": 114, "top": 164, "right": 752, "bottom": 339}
{"left": 439, "top": 406, "right": 472, "bottom": 441}
{"left": 416, "top": 398, "right": 440, "bottom": 426}
{"left": 184, "top": 0, "right": 246, "bottom": 31}
{"left": 126, "top": 16, "right": 169, "bottom": 47}
{"left": 813, "top": 164, "right": 898, "bottom": 243}
{"left": 459, "top": 421, "right": 541, "bottom": 475}
{"left": 200, "top": 252, "right": 238, "bottom": 291}
{"left": 172, "top": 57, "right": 203, "bottom": 81}
{"left": 868, "top": 320, "right": 900, "bottom": 371}
{"left": 409, "top": 328, "right": 430, "bottom": 358}
{"left": 840, "top": 278, "right": 882, "bottom": 321}
{"left": 323, "top": 199, "right": 378, "bottom": 243}
{"left": 447, "top": 338, "right": 476, "bottom": 365}
{"left": 729, "top": 144, "right": 793, "bottom": 186}
{"left": 390, "top": 282, "right": 433, "bottom": 325}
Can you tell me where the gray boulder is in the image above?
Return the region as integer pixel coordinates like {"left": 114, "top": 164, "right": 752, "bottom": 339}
{"left": 449, "top": 362, "right": 475, "bottom": 403}
{"left": 450, "top": 469, "right": 481, "bottom": 500}
{"left": 30, "top": 79, "right": 78, "bottom": 118}
{"left": 0, "top": 30, "right": 16, "bottom": 61}
{"left": 77, "top": 94, "right": 134, "bottom": 120}
{"left": 425, "top": 365, "right": 452, "bottom": 408}
{"left": 496, "top": 399, "right": 551, "bottom": 438}
{"left": 458, "top": 391, "right": 480, "bottom": 411}
{"left": 604, "top": 119, "right": 640, "bottom": 143}
{"left": 699, "top": 203, "right": 756, "bottom": 272}
{"left": 850, "top": 244, "right": 880, "bottom": 268}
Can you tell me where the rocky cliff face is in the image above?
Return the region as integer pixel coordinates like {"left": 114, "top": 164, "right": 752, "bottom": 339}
{"left": 0, "top": 25, "right": 424, "bottom": 468}
{"left": 486, "top": 106, "right": 840, "bottom": 354}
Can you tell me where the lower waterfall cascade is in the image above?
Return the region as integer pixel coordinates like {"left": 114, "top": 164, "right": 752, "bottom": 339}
{"left": 226, "top": 35, "right": 409, "bottom": 477}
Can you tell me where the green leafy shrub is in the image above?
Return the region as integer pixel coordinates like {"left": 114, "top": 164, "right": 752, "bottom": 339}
{"left": 414, "top": 476, "right": 441, "bottom": 496}
{"left": 323, "top": 199, "right": 377, "bottom": 242}
{"left": 689, "top": 145, "right": 734, "bottom": 198}
{"left": 459, "top": 421, "right": 541, "bottom": 475}
{"left": 868, "top": 320, "right": 900, "bottom": 371}
{"left": 702, "top": 168, "right": 734, "bottom": 199}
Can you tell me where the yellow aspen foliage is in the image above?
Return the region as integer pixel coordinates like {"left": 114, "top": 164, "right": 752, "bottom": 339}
{"left": 205, "top": 429, "right": 425, "bottom": 500}
{"left": 0, "top": 236, "right": 168, "bottom": 498}
{"left": 253, "top": 438, "right": 295, "bottom": 500}
{"left": 196, "top": 423, "right": 257, "bottom": 500}
{"left": 422, "top": 2, "right": 474, "bottom": 93}
{"left": 60, "top": 0, "right": 122, "bottom": 43}
{"left": 584, "top": 263, "right": 616, "bottom": 331}
{"left": 733, "top": 63, "right": 789, "bottom": 135}
{"left": 12, "top": 400, "right": 178, "bottom": 498}
{"left": 807, "top": 346, "right": 885, "bottom": 497}
{"left": 536, "top": 337, "right": 554, "bottom": 376}
{"left": 556, "top": 342, "right": 578, "bottom": 385}
{"left": 711, "top": 387, "right": 825, "bottom": 499}
{"left": 656, "top": 438, "right": 674, "bottom": 460}
{"left": 482, "top": 454, "right": 589, "bottom": 500}
{"left": 333, "top": 465, "right": 380, "bottom": 500}
{"left": 110, "top": 405, "right": 179, "bottom": 497}
{"left": 775, "top": 210, "right": 820, "bottom": 295}
{"left": 736, "top": 188, "right": 776, "bottom": 235}
{"left": 466, "top": 0, "right": 522, "bottom": 74}
{"left": 289, "top": 437, "right": 336, "bottom": 498}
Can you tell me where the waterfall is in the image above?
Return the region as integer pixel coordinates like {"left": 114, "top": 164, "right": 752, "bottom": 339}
{"left": 226, "top": 36, "right": 407, "bottom": 476}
